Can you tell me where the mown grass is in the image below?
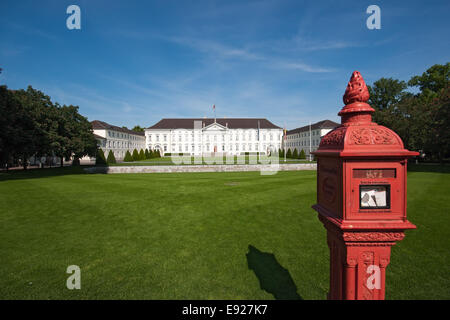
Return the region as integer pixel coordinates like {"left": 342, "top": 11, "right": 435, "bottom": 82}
{"left": 0, "top": 164, "right": 448, "bottom": 299}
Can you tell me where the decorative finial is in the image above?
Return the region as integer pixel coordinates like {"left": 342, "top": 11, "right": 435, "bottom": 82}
{"left": 343, "top": 71, "right": 370, "bottom": 105}
{"left": 338, "top": 71, "right": 375, "bottom": 125}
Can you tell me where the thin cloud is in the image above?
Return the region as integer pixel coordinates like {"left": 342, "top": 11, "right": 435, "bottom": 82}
{"left": 275, "top": 61, "right": 335, "bottom": 73}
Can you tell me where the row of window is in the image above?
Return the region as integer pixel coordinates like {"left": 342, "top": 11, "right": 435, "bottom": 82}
{"left": 107, "top": 131, "right": 144, "bottom": 141}
{"left": 287, "top": 130, "right": 320, "bottom": 140}
{"left": 286, "top": 139, "right": 320, "bottom": 147}
{"left": 151, "top": 144, "right": 278, "bottom": 153}
{"left": 148, "top": 133, "right": 281, "bottom": 143}
{"left": 107, "top": 140, "right": 145, "bottom": 149}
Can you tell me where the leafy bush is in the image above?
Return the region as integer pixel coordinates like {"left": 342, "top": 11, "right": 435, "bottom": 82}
{"left": 96, "top": 148, "right": 107, "bottom": 166}
{"left": 299, "top": 149, "right": 306, "bottom": 159}
{"left": 132, "top": 149, "right": 139, "bottom": 161}
{"left": 123, "top": 150, "right": 133, "bottom": 162}
{"left": 139, "top": 149, "right": 145, "bottom": 160}
{"left": 106, "top": 150, "right": 116, "bottom": 164}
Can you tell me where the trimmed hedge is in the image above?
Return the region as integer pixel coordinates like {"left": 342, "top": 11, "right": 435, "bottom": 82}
{"left": 139, "top": 149, "right": 145, "bottom": 161}
{"left": 106, "top": 150, "right": 116, "bottom": 164}
{"left": 124, "top": 150, "right": 133, "bottom": 162}
{"left": 299, "top": 149, "right": 306, "bottom": 159}
{"left": 132, "top": 149, "right": 139, "bottom": 161}
{"left": 96, "top": 148, "right": 107, "bottom": 166}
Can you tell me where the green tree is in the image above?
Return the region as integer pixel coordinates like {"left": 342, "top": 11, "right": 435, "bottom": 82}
{"left": 293, "top": 148, "right": 298, "bottom": 159}
{"left": 54, "top": 104, "right": 97, "bottom": 167}
{"left": 124, "top": 150, "right": 133, "bottom": 162}
{"left": 367, "top": 63, "right": 449, "bottom": 161}
{"left": 144, "top": 149, "right": 150, "bottom": 159}
{"left": 132, "top": 125, "right": 145, "bottom": 132}
{"left": 286, "top": 149, "right": 292, "bottom": 158}
{"left": 368, "top": 78, "right": 409, "bottom": 128}
{"left": 12, "top": 86, "right": 57, "bottom": 169}
{"left": 96, "top": 148, "right": 107, "bottom": 166}
{"left": 139, "top": 149, "right": 145, "bottom": 160}
{"left": 132, "top": 149, "right": 140, "bottom": 161}
{"left": 106, "top": 150, "right": 116, "bottom": 164}
{"left": 408, "top": 63, "right": 450, "bottom": 96}
{"left": 0, "top": 86, "right": 35, "bottom": 169}
{"left": 299, "top": 149, "right": 306, "bottom": 159}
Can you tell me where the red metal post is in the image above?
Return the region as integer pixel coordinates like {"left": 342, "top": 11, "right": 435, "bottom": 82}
{"left": 312, "top": 71, "right": 418, "bottom": 300}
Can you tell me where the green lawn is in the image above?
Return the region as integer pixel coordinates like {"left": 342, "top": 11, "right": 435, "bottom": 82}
{"left": 111, "top": 156, "right": 313, "bottom": 166}
{"left": 0, "top": 165, "right": 448, "bottom": 299}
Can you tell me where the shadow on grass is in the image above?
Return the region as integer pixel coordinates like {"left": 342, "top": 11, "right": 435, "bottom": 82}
{"left": 0, "top": 165, "right": 92, "bottom": 181}
{"left": 246, "top": 245, "right": 302, "bottom": 300}
{"left": 408, "top": 164, "right": 450, "bottom": 174}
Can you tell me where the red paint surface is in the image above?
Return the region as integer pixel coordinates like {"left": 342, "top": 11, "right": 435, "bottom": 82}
{"left": 312, "top": 71, "right": 418, "bottom": 300}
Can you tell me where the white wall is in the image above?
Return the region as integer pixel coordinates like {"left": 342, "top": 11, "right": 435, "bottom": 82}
{"left": 145, "top": 125, "right": 283, "bottom": 156}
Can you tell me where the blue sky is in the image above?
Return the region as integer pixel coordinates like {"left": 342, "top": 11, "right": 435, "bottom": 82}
{"left": 1, "top": 0, "right": 449, "bottom": 129}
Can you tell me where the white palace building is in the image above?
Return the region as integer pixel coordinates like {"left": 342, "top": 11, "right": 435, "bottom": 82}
{"left": 145, "top": 118, "right": 283, "bottom": 156}
{"left": 89, "top": 118, "right": 339, "bottom": 160}
{"left": 92, "top": 120, "right": 146, "bottom": 160}
{"left": 284, "top": 120, "right": 340, "bottom": 157}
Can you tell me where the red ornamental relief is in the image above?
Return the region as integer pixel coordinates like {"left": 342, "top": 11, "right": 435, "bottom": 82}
{"left": 349, "top": 128, "right": 397, "bottom": 145}
{"left": 343, "top": 71, "right": 370, "bottom": 105}
{"left": 320, "top": 127, "right": 346, "bottom": 147}
{"left": 342, "top": 232, "right": 405, "bottom": 242}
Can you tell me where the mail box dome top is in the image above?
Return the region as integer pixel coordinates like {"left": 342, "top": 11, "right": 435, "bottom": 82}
{"left": 316, "top": 71, "right": 418, "bottom": 157}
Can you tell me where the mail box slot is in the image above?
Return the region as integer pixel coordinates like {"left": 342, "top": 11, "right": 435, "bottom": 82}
{"left": 359, "top": 184, "right": 390, "bottom": 209}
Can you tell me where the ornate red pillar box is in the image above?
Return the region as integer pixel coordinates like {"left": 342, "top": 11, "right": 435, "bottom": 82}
{"left": 312, "top": 71, "right": 418, "bottom": 300}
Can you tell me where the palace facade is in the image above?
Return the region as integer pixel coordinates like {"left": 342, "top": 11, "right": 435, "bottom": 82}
{"left": 145, "top": 118, "right": 283, "bottom": 156}
{"left": 89, "top": 118, "right": 338, "bottom": 160}
{"left": 91, "top": 120, "right": 146, "bottom": 160}
{"left": 284, "top": 120, "right": 339, "bottom": 157}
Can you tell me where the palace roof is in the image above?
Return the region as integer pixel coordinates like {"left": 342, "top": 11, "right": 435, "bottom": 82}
{"left": 91, "top": 120, "right": 145, "bottom": 136}
{"left": 286, "top": 120, "right": 340, "bottom": 135}
{"left": 147, "top": 118, "right": 282, "bottom": 130}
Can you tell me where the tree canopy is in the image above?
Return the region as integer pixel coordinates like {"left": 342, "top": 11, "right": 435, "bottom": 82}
{"left": 368, "top": 63, "right": 449, "bottom": 162}
{"left": 0, "top": 85, "right": 97, "bottom": 169}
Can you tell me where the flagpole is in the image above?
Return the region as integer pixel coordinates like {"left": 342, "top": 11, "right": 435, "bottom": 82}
{"left": 309, "top": 121, "right": 312, "bottom": 162}
{"left": 284, "top": 125, "right": 287, "bottom": 163}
